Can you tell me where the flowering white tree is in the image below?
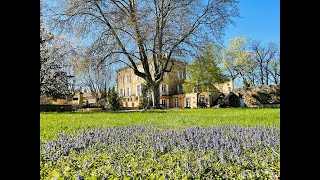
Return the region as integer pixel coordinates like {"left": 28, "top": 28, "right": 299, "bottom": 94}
{"left": 40, "top": 16, "right": 76, "bottom": 100}
{"left": 222, "top": 36, "right": 254, "bottom": 88}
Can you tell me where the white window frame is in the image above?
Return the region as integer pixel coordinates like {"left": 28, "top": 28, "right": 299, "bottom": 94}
{"left": 120, "top": 89, "right": 123, "bottom": 97}
{"left": 136, "top": 84, "right": 141, "bottom": 96}
{"left": 126, "top": 74, "right": 131, "bottom": 83}
{"left": 174, "top": 98, "right": 178, "bottom": 108}
{"left": 186, "top": 98, "right": 191, "bottom": 107}
{"left": 126, "top": 87, "right": 130, "bottom": 96}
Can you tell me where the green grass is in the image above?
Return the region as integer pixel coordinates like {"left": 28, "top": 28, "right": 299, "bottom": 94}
{"left": 40, "top": 108, "right": 279, "bottom": 141}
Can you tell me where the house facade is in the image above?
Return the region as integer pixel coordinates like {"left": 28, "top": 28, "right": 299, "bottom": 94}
{"left": 116, "top": 60, "right": 234, "bottom": 109}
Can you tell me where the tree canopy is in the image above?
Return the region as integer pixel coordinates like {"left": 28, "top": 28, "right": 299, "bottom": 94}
{"left": 183, "top": 43, "right": 228, "bottom": 93}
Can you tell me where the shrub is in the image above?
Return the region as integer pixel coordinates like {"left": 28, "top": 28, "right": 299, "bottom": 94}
{"left": 107, "top": 86, "right": 122, "bottom": 111}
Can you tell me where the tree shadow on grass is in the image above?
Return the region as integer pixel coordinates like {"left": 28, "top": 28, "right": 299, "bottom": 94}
{"left": 113, "top": 109, "right": 168, "bottom": 114}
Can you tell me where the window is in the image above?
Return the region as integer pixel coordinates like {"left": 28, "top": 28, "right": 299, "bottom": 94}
{"left": 177, "top": 85, "right": 183, "bottom": 94}
{"left": 186, "top": 98, "right": 191, "bottom": 107}
{"left": 126, "top": 74, "right": 131, "bottom": 83}
{"left": 177, "top": 71, "right": 184, "bottom": 79}
{"left": 200, "top": 96, "right": 205, "bottom": 102}
{"left": 174, "top": 98, "right": 178, "bottom": 108}
{"left": 137, "top": 84, "right": 142, "bottom": 96}
{"left": 120, "top": 89, "right": 124, "bottom": 97}
{"left": 120, "top": 76, "right": 125, "bottom": 84}
{"left": 126, "top": 87, "right": 131, "bottom": 96}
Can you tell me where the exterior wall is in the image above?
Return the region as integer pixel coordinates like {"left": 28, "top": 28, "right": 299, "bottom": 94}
{"left": 117, "top": 67, "right": 143, "bottom": 107}
{"left": 51, "top": 99, "right": 68, "bottom": 105}
{"left": 183, "top": 93, "right": 198, "bottom": 108}
{"left": 171, "top": 94, "right": 185, "bottom": 108}
{"left": 213, "top": 80, "right": 234, "bottom": 94}
{"left": 69, "top": 92, "right": 97, "bottom": 105}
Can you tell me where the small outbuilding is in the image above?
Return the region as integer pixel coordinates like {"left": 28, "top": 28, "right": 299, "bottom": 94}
{"left": 223, "top": 92, "right": 240, "bottom": 107}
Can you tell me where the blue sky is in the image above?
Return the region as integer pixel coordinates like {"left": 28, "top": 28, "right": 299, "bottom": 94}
{"left": 223, "top": 0, "right": 280, "bottom": 46}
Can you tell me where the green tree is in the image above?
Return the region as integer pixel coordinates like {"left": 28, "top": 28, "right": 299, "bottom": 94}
{"left": 107, "top": 86, "right": 122, "bottom": 111}
{"left": 183, "top": 43, "right": 228, "bottom": 93}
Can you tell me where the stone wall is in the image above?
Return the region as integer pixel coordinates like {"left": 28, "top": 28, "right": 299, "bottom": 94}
{"left": 233, "top": 84, "right": 280, "bottom": 107}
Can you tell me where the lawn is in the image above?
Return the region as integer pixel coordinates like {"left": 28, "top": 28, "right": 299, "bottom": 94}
{"left": 41, "top": 108, "right": 279, "bottom": 141}
{"left": 40, "top": 108, "right": 280, "bottom": 179}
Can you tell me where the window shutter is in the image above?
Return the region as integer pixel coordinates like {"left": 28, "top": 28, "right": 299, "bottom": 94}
{"left": 166, "top": 84, "right": 169, "bottom": 95}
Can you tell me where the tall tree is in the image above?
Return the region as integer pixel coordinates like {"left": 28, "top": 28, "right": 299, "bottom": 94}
{"left": 40, "top": 16, "right": 75, "bottom": 100}
{"left": 183, "top": 43, "right": 228, "bottom": 93}
{"left": 72, "top": 48, "right": 113, "bottom": 106}
{"left": 45, "top": 0, "right": 239, "bottom": 108}
{"left": 250, "top": 40, "right": 279, "bottom": 85}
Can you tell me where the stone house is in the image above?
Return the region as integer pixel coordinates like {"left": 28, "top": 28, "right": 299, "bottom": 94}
{"left": 116, "top": 60, "right": 233, "bottom": 109}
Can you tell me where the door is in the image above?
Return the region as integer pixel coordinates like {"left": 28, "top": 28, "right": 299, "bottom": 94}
{"left": 174, "top": 98, "right": 178, "bottom": 108}
{"left": 186, "top": 98, "right": 191, "bottom": 108}
{"left": 161, "top": 99, "right": 166, "bottom": 108}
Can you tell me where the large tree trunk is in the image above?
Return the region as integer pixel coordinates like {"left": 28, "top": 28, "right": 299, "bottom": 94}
{"left": 151, "top": 83, "right": 160, "bottom": 108}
